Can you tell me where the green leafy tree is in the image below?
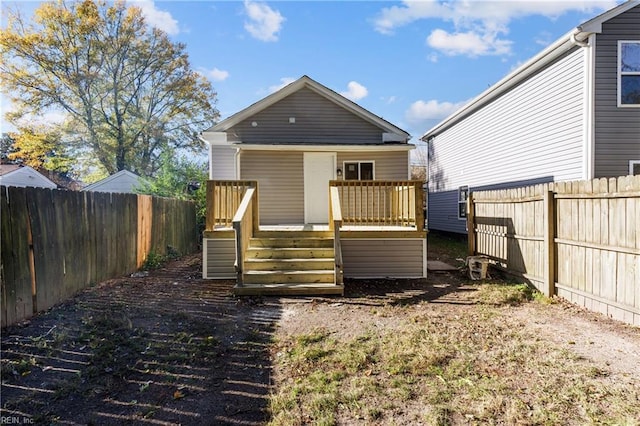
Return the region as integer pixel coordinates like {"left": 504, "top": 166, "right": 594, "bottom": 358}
{"left": 1, "top": 133, "right": 16, "bottom": 161}
{"left": 1, "top": 0, "right": 218, "bottom": 176}
{"left": 6, "top": 125, "right": 73, "bottom": 173}
{"left": 136, "top": 153, "right": 208, "bottom": 228}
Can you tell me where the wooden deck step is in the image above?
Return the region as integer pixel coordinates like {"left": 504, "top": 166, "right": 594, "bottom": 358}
{"left": 255, "top": 230, "right": 333, "bottom": 238}
{"left": 244, "top": 258, "right": 335, "bottom": 271}
{"left": 250, "top": 237, "right": 333, "bottom": 249}
{"left": 243, "top": 270, "right": 335, "bottom": 285}
{"left": 237, "top": 232, "right": 340, "bottom": 296}
{"left": 234, "top": 283, "right": 344, "bottom": 296}
{"left": 246, "top": 247, "right": 334, "bottom": 259}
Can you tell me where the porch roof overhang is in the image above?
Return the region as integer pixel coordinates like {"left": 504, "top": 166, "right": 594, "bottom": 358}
{"left": 231, "top": 143, "right": 415, "bottom": 152}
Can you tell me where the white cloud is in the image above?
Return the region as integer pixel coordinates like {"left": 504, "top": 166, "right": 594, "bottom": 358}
{"left": 535, "top": 31, "right": 554, "bottom": 46}
{"left": 383, "top": 95, "right": 397, "bottom": 104}
{"left": 268, "top": 77, "right": 296, "bottom": 93}
{"left": 340, "top": 81, "right": 368, "bottom": 101}
{"left": 132, "top": 0, "right": 180, "bottom": 35}
{"left": 244, "top": 0, "right": 285, "bottom": 42}
{"left": 405, "top": 99, "right": 469, "bottom": 127}
{"left": 199, "top": 67, "right": 229, "bottom": 82}
{"left": 373, "top": 0, "right": 618, "bottom": 57}
{"left": 427, "top": 29, "right": 511, "bottom": 57}
{"left": 1, "top": 99, "right": 68, "bottom": 132}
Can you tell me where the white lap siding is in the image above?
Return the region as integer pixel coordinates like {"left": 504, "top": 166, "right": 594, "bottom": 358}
{"left": 429, "top": 47, "right": 586, "bottom": 234}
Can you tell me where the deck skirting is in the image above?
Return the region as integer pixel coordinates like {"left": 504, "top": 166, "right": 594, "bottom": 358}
{"left": 341, "top": 238, "right": 427, "bottom": 278}
{"left": 203, "top": 235, "right": 427, "bottom": 281}
{"left": 203, "top": 238, "right": 236, "bottom": 279}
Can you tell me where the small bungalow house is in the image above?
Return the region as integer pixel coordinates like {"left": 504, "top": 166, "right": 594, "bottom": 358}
{"left": 202, "top": 75, "right": 426, "bottom": 295}
{"left": 83, "top": 170, "right": 143, "bottom": 193}
{"left": 422, "top": 1, "right": 640, "bottom": 235}
{"left": 0, "top": 164, "right": 57, "bottom": 189}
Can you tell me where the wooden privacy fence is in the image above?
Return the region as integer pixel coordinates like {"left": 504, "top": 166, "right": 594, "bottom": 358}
{"left": 1, "top": 186, "right": 198, "bottom": 327}
{"left": 468, "top": 175, "right": 640, "bottom": 326}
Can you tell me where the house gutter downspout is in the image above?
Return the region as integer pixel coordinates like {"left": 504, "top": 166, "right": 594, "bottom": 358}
{"left": 235, "top": 147, "right": 241, "bottom": 180}
{"left": 198, "top": 135, "right": 214, "bottom": 179}
{"left": 570, "top": 30, "right": 596, "bottom": 180}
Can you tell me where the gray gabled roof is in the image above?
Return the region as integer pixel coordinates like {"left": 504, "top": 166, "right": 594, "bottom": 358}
{"left": 421, "top": 0, "right": 640, "bottom": 141}
{"left": 209, "top": 75, "right": 410, "bottom": 140}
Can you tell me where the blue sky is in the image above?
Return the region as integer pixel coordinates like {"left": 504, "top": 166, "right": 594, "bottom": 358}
{"left": 1, "top": 0, "right": 625, "bottom": 150}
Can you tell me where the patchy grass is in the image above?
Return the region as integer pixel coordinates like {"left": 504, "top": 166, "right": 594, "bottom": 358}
{"left": 475, "top": 282, "right": 538, "bottom": 306}
{"left": 428, "top": 231, "right": 468, "bottom": 263}
{"left": 141, "top": 246, "right": 181, "bottom": 271}
{"left": 269, "top": 298, "right": 639, "bottom": 425}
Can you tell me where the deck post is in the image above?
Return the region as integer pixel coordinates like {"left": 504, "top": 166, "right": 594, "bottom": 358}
{"left": 205, "top": 180, "right": 215, "bottom": 232}
{"left": 251, "top": 181, "right": 260, "bottom": 235}
{"left": 414, "top": 181, "right": 425, "bottom": 232}
{"left": 330, "top": 186, "right": 343, "bottom": 286}
{"left": 233, "top": 222, "right": 243, "bottom": 287}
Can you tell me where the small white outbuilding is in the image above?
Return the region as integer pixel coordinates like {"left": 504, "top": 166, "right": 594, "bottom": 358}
{"left": 82, "top": 170, "right": 143, "bottom": 193}
{"left": 0, "top": 164, "right": 58, "bottom": 189}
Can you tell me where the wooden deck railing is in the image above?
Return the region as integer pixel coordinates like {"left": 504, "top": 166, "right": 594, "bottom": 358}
{"left": 330, "top": 180, "right": 425, "bottom": 230}
{"left": 329, "top": 186, "right": 343, "bottom": 286}
{"left": 232, "top": 185, "right": 259, "bottom": 287}
{"left": 206, "top": 180, "right": 257, "bottom": 230}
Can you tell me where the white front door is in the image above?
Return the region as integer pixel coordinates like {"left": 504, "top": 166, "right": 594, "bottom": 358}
{"left": 304, "top": 152, "right": 336, "bottom": 224}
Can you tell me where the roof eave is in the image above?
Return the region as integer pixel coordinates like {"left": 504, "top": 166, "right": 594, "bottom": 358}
{"left": 421, "top": 31, "right": 577, "bottom": 140}
{"left": 235, "top": 143, "right": 415, "bottom": 152}
{"left": 210, "top": 75, "right": 410, "bottom": 140}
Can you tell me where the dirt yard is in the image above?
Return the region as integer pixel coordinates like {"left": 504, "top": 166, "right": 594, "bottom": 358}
{"left": 1, "top": 238, "right": 639, "bottom": 425}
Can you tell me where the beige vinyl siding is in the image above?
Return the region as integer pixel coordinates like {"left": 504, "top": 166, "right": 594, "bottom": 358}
{"left": 211, "top": 145, "right": 237, "bottom": 179}
{"left": 240, "top": 151, "right": 304, "bottom": 225}
{"left": 429, "top": 47, "right": 586, "bottom": 194}
{"left": 239, "top": 150, "right": 411, "bottom": 225}
{"left": 203, "top": 239, "right": 236, "bottom": 279}
{"left": 337, "top": 151, "right": 409, "bottom": 180}
{"left": 226, "top": 87, "right": 383, "bottom": 144}
{"left": 593, "top": 5, "right": 640, "bottom": 178}
{"left": 342, "top": 239, "right": 425, "bottom": 278}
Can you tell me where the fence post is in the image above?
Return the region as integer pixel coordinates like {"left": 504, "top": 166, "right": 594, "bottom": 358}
{"left": 543, "top": 190, "right": 556, "bottom": 297}
{"left": 467, "top": 192, "right": 475, "bottom": 256}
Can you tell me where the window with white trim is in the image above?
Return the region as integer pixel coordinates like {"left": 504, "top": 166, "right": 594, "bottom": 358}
{"left": 630, "top": 160, "right": 640, "bottom": 176}
{"left": 344, "top": 161, "right": 374, "bottom": 180}
{"left": 619, "top": 41, "right": 640, "bottom": 106}
{"left": 458, "top": 186, "right": 468, "bottom": 220}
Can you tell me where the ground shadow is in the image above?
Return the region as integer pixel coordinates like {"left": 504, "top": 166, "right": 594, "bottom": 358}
{"left": 337, "top": 266, "right": 480, "bottom": 308}
{"left": 1, "top": 254, "right": 281, "bottom": 425}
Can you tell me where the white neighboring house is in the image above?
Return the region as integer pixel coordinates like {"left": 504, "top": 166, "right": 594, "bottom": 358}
{"left": 421, "top": 1, "right": 640, "bottom": 235}
{"left": 0, "top": 164, "right": 57, "bottom": 189}
{"left": 82, "top": 170, "right": 144, "bottom": 193}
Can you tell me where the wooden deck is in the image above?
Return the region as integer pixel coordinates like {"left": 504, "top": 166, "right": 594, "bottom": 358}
{"left": 203, "top": 180, "right": 426, "bottom": 295}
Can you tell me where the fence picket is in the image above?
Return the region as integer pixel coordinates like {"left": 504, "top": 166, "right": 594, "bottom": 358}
{"left": 1, "top": 186, "right": 197, "bottom": 327}
{"left": 470, "top": 175, "right": 639, "bottom": 326}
